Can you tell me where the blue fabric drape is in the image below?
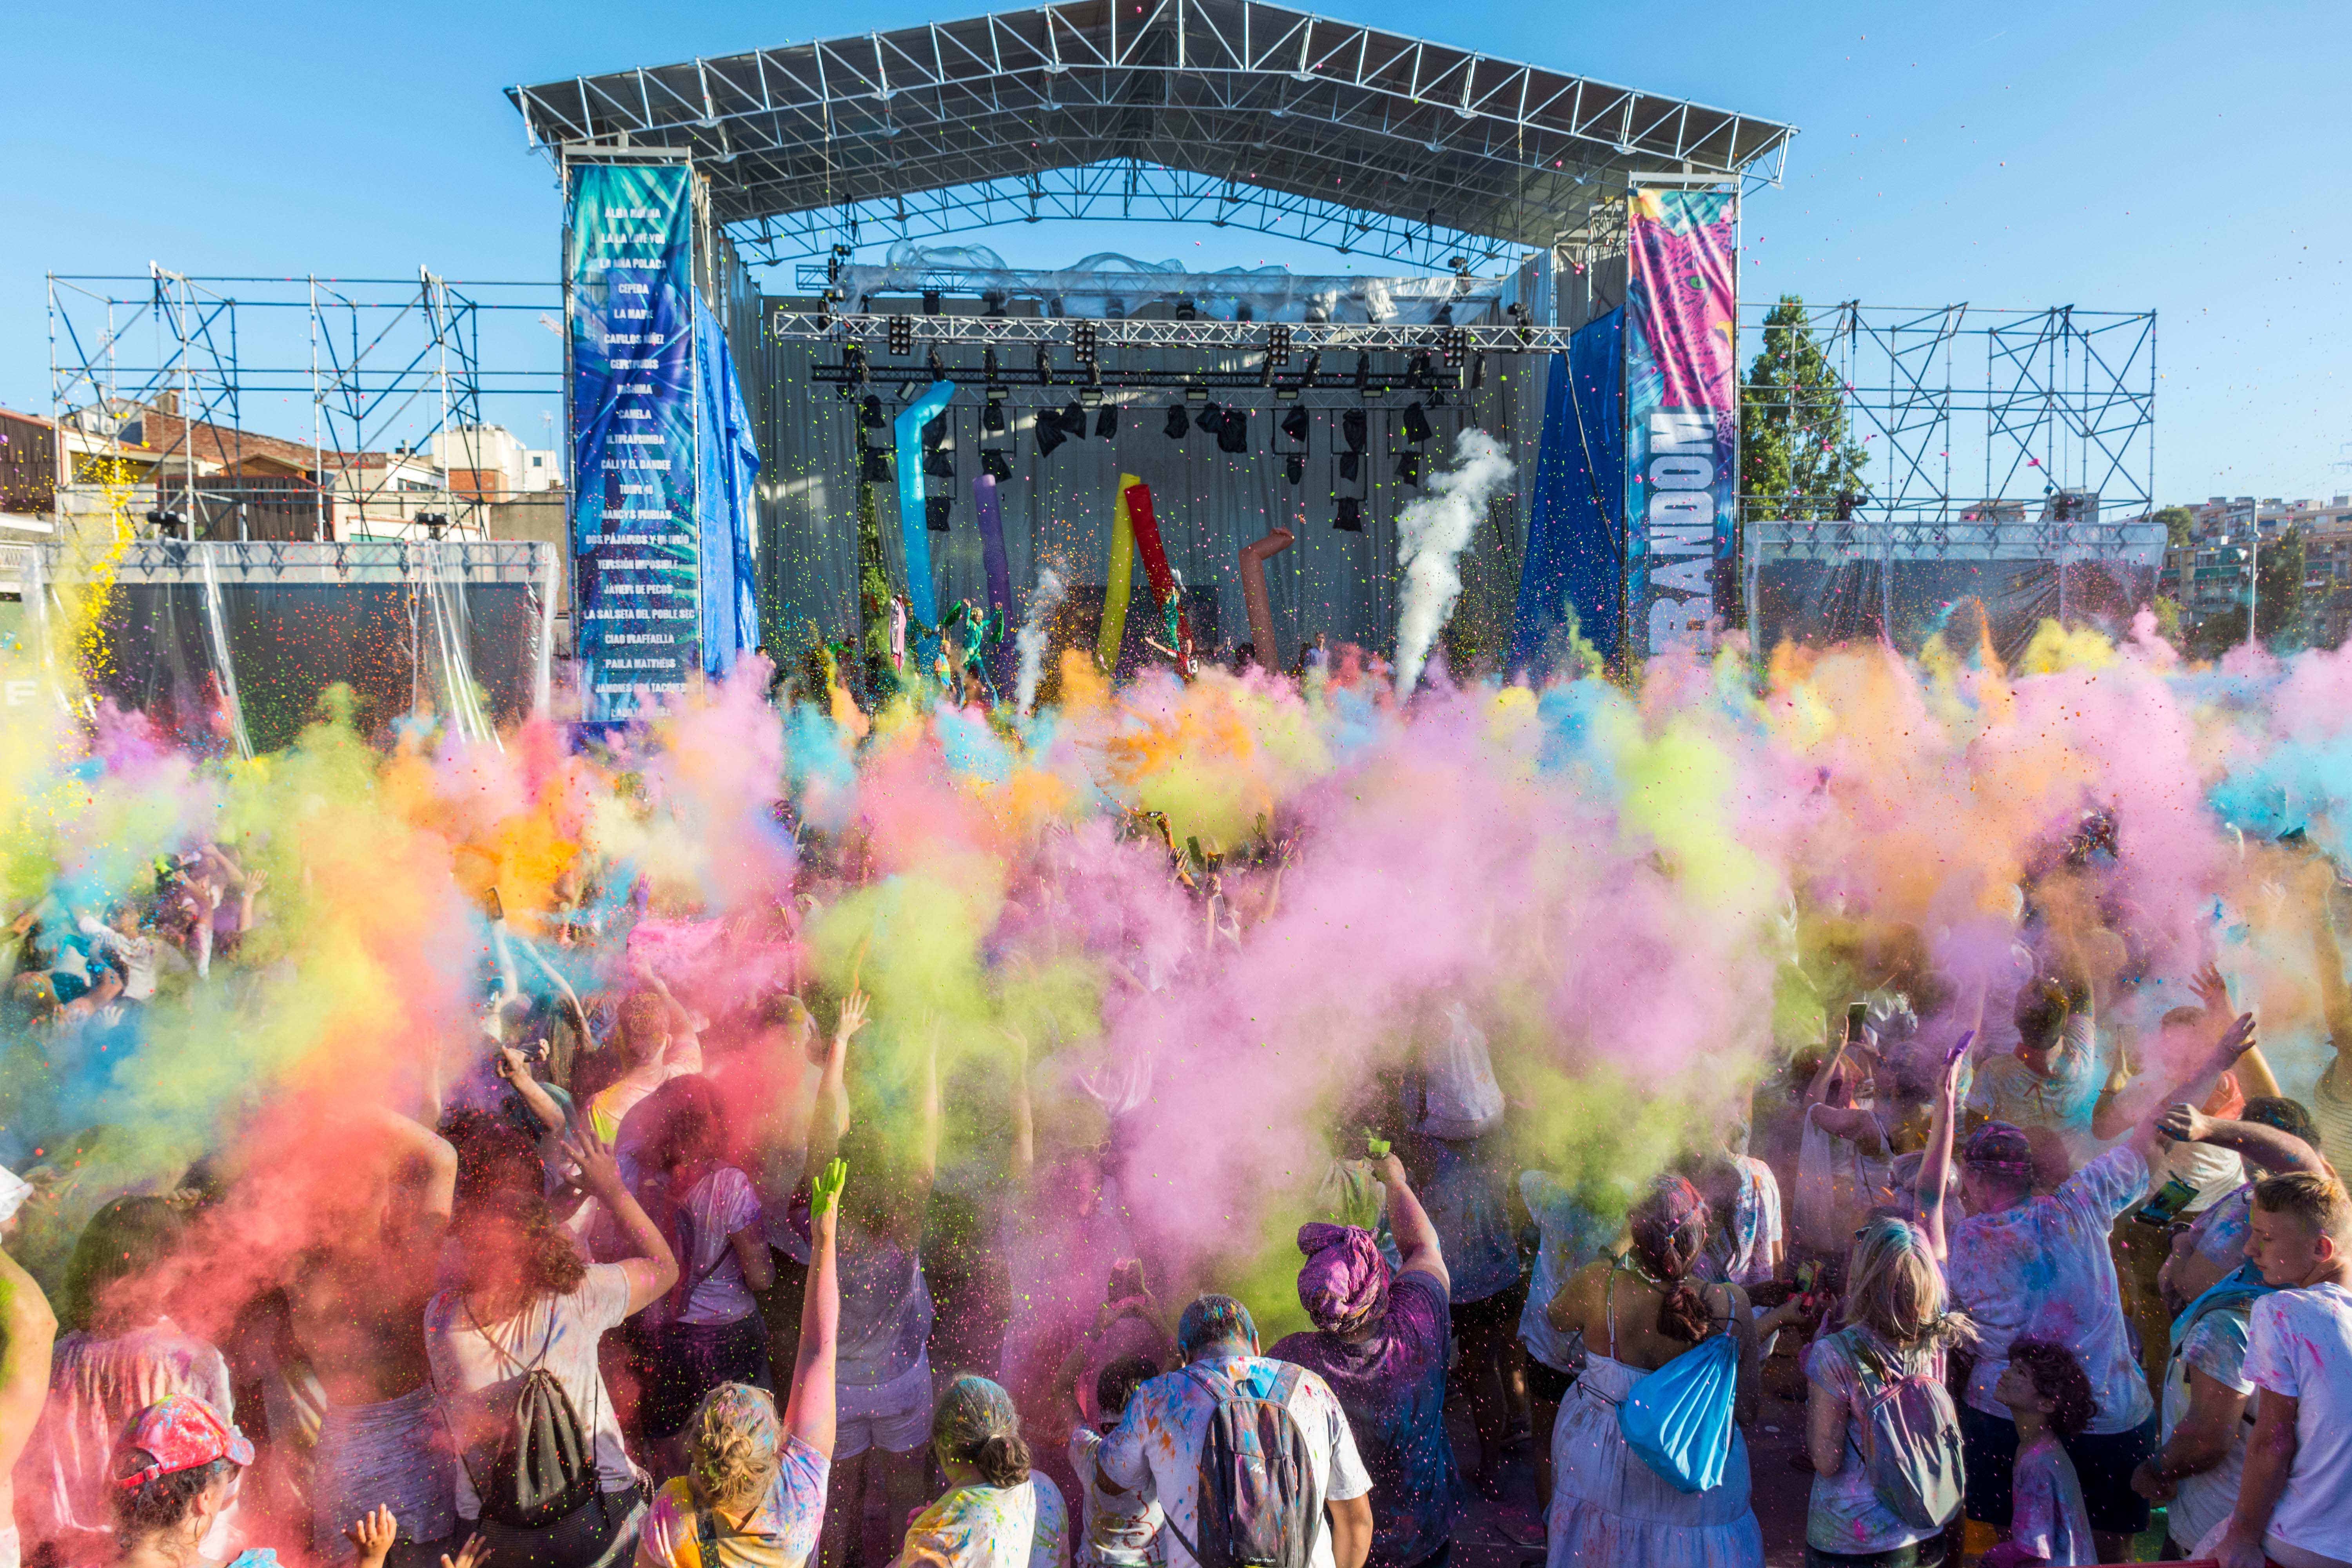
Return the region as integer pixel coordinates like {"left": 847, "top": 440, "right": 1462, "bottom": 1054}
{"left": 693, "top": 298, "right": 762, "bottom": 675}
{"left": 1509, "top": 310, "right": 1625, "bottom": 676}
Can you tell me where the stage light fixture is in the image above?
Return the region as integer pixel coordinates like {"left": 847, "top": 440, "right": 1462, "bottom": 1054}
{"left": 1285, "top": 453, "right": 1306, "bottom": 486}
{"left": 859, "top": 394, "right": 886, "bottom": 429}
{"left": 1468, "top": 353, "right": 1486, "bottom": 392}
{"left": 1301, "top": 350, "right": 1321, "bottom": 385}
{"left": 1164, "top": 405, "right": 1190, "bottom": 439}
{"left": 1095, "top": 404, "right": 1120, "bottom": 439}
{"left": 1035, "top": 344, "right": 1053, "bottom": 384}
{"left": 1338, "top": 452, "right": 1361, "bottom": 483}
{"left": 984, "top": 347, "right": 1001, "bottom": 384}
{"left": 1441, "top": 327, "right": 1468, "bottom": 366}
{"left": 980, "top": 448, "right": 1013, "bottom": 482}
{"left": 927, "top": 345, "right": 947, "bottom": 379}
{"left": 1267, "top": 326, "right": 1292, "bottom": 366}
{"left": 887, "top": 315, "right": 913, "bottom": 355}
{"left": 1355, "top": 354, "right": 1371, "bottom": 397}
{"left": 1281, "top": 406, "right": 1309, "bottom": 446}
{"left": 921, "top": 289, "right": 943, "bottom": 316}
{"left": 845, "top": 344, "right": 871, "bottom": 388}
{"left": 922, "top": 412, "right": 947, "bottom": 448}
{"left": 860, "top": 445, "right": 892, "bottom": 482}
{"left": 1341, "top": 408, "right": 1367, "bottom": 453}
{"left": 1258, "top": 355, "right": 1274, "bottom": 388}
{"left": 1060, "top": 401, "right": 1087, "bottom": 439}
{"left": 1394, "top": 453, "right": 1421, "bottom": 486}
{"left": 1195, "top": 402, "right": 1225, "bottom": 436}
{"left": 925, "top": 494, "right": 953, "bottom": 530}
{"left": 924, "top": 450, "right": 955, "bottom": 479}
{"left": 1035, "top": 411, "right": 1067, "bottom": 457}
{"left": 1334, "top": 497, "right": 1365, "bottom": 533}
{"left": 1217, "top": 408, "right": 1248, "bottom": 453}
{"left": 1406, "top": 353, "right": 1431, "bottom": 390}
{"left": 1073, "top": 319, "right": 1098, "bottom": 365}
{"left": 983, "top": 399, "right": 1007, "bottom": 434}
{"left": 1174, "top": 296, "right": 1198, "bottom": 321}
{"left": 1401, "top": 402, "right": 1434, "bottom": 445}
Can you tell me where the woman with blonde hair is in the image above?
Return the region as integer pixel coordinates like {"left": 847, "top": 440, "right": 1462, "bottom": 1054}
{"left": 1802, "top": 1217, "right": 1973, "bottom": 1568}
{"left": 634, "top": 1158, "right": 846, "bottom": 1568}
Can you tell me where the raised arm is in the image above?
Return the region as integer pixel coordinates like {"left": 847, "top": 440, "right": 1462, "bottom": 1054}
{"left": 494, "top": 1046, "right": 569, "bottom": 1138}
{"left": 565, "top": 1125, "right": 679, "bottom": 1314}
{"left": 2154, "top": 1105, "right": 2327, "bottom": 1178}
{"left": 784, "top": 1159, "right": 844, "bottom": 1459}
{"left": 1916, "top": 1035, "right": 1967, "bottom": 1263}
{"left": 800, "top": 990, "right": 865, "bottom": 1187}
{"left": 2134, "top": 1013, "right": 2260, "bottom": 1164}
{"left": 1007, "top": 1025, "right": 1034, "bottom": 1182}
{"left": 1373, "top": 1151, "right": 1449, "bottom": 1296}
{"left": 2188, "top": 962, "right": 2282, "bottom": 1100}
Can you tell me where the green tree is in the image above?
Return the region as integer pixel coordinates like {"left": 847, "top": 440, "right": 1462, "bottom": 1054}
{"left": 2154, "top": 505, "right": 2196, "bottom": 549}
{"left": 1740, "top": 296, "right": 1870, "bottom": 523}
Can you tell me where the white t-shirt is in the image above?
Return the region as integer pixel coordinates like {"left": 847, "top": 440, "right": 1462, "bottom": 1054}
{"left": 1067, "top": 1427, "right": 1161, "bottom": 1568}
{"left": 1948, "top": 1144, "right": 2154, "bottom": 1433}
{"left": 1517, "top": 1172, "right": 1618, "bottom": 1375}
{"left": 2161, "top": 1303, "right": 2259, "bottom": 1552}
{"left": 670, "top": 1167, "right": 763, "bottom": 1326}
{"left": 2008, "top": 1433, "right": 2096, "bottom": 1566}
{"left": 424, "top": 1263, "right": 641, "bottom": 1516}
{"left": 2241, "top": 1283, "right": 2352, "bottom": 1565}
{"left": 1096, "top": 1356, "right": 1369, "bottom": 1568}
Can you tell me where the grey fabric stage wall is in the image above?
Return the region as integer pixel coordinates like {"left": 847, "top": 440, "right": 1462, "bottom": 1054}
{"left": 742, "top": 298, "right": 1551, "bottom": 674}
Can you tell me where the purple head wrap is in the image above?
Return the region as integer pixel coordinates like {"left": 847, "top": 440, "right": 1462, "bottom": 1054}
{"left": 1296, "top": 1222, "right": 1390, "bottom": 1334}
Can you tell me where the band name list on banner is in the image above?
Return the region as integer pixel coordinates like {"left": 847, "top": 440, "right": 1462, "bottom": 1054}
{"left": 567, "top": 162, "right": 699, "bottom": 719}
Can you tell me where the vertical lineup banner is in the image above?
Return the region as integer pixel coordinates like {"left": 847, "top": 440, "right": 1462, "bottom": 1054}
{"left": 568, "top": 161, "right": 698, "bottom": 719}
{"left": 1624, "top": 188, "right": 1738, "bottom": 659}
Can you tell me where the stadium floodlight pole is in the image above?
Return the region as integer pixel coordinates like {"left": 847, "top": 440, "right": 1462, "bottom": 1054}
{"left": 2245, "top": 512, "right": 2259, "bottom": 649}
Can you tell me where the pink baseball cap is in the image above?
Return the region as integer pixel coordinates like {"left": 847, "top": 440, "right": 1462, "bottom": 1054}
{"left": 114, "top": 1396, "right": 253, "bottom": 1491}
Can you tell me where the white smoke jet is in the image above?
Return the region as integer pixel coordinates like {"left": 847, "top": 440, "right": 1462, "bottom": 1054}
{"left": 1392, "top": 428, "right": 1515, "bottom": 695}
{"left": 1015, "top": 568, "right": 1067, "bottom": 717}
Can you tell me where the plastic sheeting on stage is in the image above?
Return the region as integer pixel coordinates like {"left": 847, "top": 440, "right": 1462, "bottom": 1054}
{"left": 1746, "top": 517, "right": 2167, "bottom": 665}
{"left": 1510, "top": 310, "right": 1625, "bottom": 676}
{"left": 693, "top": 296, "right": 762, "bottom": 676}
{"left": 34, "top": 540, "right": 555, "bottom": 755}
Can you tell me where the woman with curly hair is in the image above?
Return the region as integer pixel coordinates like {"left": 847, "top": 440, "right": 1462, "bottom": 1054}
{"left": 633, "top": 1159, "right": 846, "bottom": 1568}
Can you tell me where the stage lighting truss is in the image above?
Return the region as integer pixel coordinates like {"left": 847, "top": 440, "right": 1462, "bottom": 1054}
{"left": 813, "top": 353, "right": 1460, "bottom": 397}
{"left": 771, "top": 307, "right": 1582, "bottom": 356}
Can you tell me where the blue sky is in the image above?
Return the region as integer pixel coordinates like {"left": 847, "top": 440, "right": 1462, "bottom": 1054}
{"left": 4, "top": 0, "right": 2343, "bottom": 505}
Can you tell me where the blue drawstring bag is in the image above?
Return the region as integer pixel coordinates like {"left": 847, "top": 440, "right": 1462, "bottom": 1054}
{"left": 1618, "top": 1332, "right": 1739, "bottom": 1494}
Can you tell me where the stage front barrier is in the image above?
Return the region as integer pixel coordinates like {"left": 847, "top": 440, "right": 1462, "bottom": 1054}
{"left": 1747, "top": 515, "right": 2165, "bottom": 664}
{"left": 42, "top": 539, "right": 555, "bottom": 754}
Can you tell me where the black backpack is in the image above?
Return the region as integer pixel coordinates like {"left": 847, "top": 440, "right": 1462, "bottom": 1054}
{"left": 1161, "top": 1364, "right": 1321, "bottom": 1568}
{"left": 441, "top": 1301, "right": 606, "bottom": 1532}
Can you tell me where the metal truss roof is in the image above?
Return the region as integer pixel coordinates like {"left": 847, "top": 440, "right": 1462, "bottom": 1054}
{"left": 508, "top": 0, "right": 1796, "bottom": 267}
{"left": 764, "top": 305, "right": 1577, "bottom": 352}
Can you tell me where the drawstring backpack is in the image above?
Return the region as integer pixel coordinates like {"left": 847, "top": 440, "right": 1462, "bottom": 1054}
{"left": 1846, "top": 1331, "right": 1965, "bottom": 1531}
{"left": 1612, "top": 1265, "right": 1740, "bottom": 1494}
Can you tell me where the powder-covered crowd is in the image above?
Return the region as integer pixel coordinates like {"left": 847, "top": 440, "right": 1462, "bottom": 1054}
{"left": 5, "top": 823, "right": 2352, "bottom": 1568}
